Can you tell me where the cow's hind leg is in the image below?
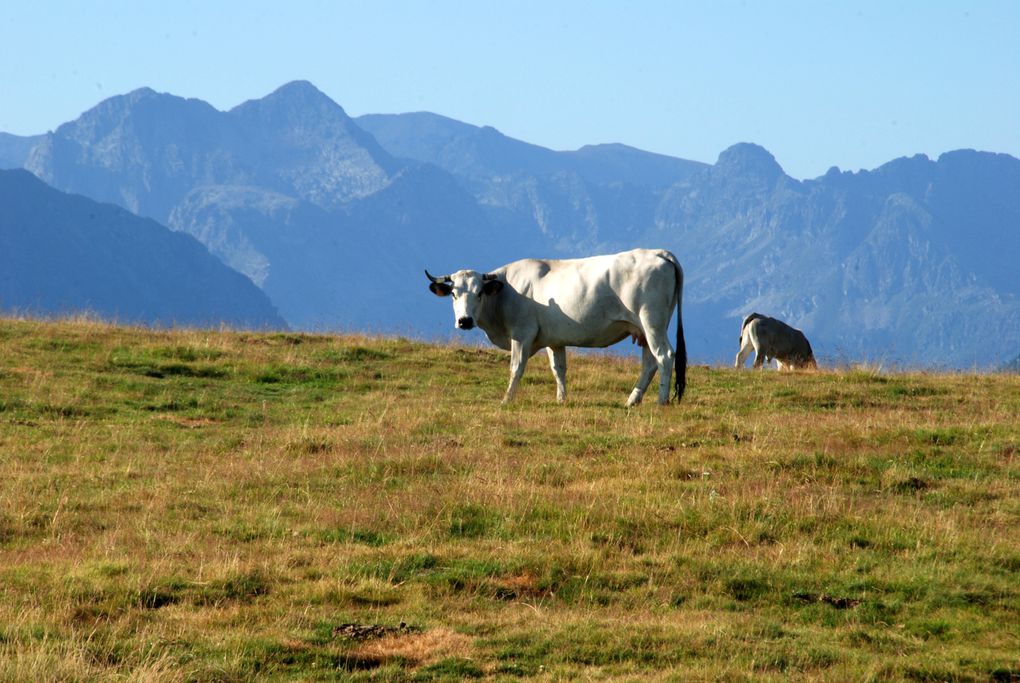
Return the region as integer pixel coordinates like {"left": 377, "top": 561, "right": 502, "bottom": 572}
{"left": 641, "top": 316, "right": 675, "bottom": 405}
{"left": 547, "top": 347, "right": 567, "bottom": 402}
{"left": 627, "top": 345, "right": 658, "bottom": 407}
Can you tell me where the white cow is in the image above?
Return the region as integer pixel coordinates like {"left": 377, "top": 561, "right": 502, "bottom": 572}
{"left": 426, "top": 248, "right": 686, "bottom": 406}
{"left": 735, "top": 313, "right": 817, "bottom": 370}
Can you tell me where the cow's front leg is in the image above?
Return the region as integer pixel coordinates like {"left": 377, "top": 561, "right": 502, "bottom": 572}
{"left": 503, "top": 337, "right": 533, "bottom": 404}
{"left": 547, "top": 347, "right": 567, "bottom": 402}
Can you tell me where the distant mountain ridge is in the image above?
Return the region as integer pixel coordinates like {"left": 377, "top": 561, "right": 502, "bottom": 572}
{"left": 16, "top": 83, "right": 523, "bottom": 331}
{"left": 0, "top": 169, "right": 285, "bottom": 329}
{"left": 5, "top": 82, "right": 1019, "bottom": 367}
{"left": 647, "top": 144, "right": 1020, "bottom": 366}
{"left": 356, "top": 112, "right": 706, "bottom": 188}
{"left": 0, "top": 132, "right": 44, "bottom": 169}
{"left": 23, "top": 82, "right": 400, "bottom": 221}
{"left": 357, "top": 112, "right": 706, "bottom": 252}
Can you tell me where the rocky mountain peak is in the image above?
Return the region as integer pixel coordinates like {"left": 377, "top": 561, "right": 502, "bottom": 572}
{"left": 714, "top": 142, "right": 785, "bottom": 180}
{"left": 50, "top": 86, "right": 221, "bottom": 143}
{"left": 230, "top": 80, "right": 351, "bottom": 127}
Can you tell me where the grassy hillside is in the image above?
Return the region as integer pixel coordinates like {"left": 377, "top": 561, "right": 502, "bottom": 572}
{"left": 0, "top": 317, "right": 1017, "bottom": 681}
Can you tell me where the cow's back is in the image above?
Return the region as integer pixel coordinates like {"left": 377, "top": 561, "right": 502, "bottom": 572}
{"left": 499, "top": 249, "right": 679, "bottom": 348}
{"left": 750, "top": 317, "right": 812, "bottom": 361}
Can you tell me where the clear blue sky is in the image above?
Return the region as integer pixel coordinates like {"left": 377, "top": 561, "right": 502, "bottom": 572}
{"left": 2, "top": 1, "right": 1017, "bottom": 179}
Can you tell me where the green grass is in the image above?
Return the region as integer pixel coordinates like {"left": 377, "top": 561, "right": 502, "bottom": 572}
{"left": 0, "top": 316, "right": 1017, "bottom": 681}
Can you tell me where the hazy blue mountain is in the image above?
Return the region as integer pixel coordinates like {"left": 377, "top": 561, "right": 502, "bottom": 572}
{"left": 357, "top": 112, "right": 563, "bottom": 180}
{"left": 24, "top": 87, "right": 245, "bottom": 221}
{"left": 566, "top": 143, "right": 708, "bottom": 190}
{"left": 6, "top": 83, "right": 1019, "bottom": 367}
{"left": 0, "top": 133, "right": 44, "bottom": 169}
{"left": 19, "top": 82, "right": 519, "bottom": 334}
{"left": 228, "top": 81, "right": 400, "bottom": 208}
{"left": 23, "top": 81, "right": 398, "bottom": 223}
{"left": 356, "top": 112, "right": 706, "bottom": 253}
{"left": 357, "top": 112, "right": 705, "bottom": 187}
{"left": 167, "top": 164, "right": 525, "bottom": 334}
{"left": 362, "top": 114, "right": 1020, "bottom": 366}
{"left": 0, "top": 170, "right": 286, "bottom": 329}
{"left": 648, "top": 144, "right": 1020, "bottom": 367}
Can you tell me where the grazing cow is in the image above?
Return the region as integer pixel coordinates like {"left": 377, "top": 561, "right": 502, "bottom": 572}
{"left": 426, "top": 248, "right": 686, "bottom": 406}
{"left": 735, "top": 313, "right": 817, "bottom": 370}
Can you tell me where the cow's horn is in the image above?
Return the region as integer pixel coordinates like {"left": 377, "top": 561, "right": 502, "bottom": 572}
{"left": 425, "top": 269, "right": 452, "bottom": 284}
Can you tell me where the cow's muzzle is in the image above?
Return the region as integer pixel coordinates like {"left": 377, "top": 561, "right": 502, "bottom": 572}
{"left": 457, "top": 316, "right": 475, "bottom": 330}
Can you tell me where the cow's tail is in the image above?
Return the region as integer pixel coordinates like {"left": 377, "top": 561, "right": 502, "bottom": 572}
{"left": 669, "top": 253, "right": 687, "bottom": 403}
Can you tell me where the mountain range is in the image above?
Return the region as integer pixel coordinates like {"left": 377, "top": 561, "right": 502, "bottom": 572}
{"left": 0, "top": 169, "right": 284, "bottom": 329}
{"left": 2, "top": 81, "right": 1017, "bottom": 367}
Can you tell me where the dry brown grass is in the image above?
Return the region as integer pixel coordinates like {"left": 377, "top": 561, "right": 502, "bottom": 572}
{"left": 355, "top": 628, "right": 475, "bottom": 667}
{"left": 0, "top": 317, "right": 1017, "bottom": 680}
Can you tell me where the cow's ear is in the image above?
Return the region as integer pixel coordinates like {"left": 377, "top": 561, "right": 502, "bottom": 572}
{"left": 482, "top": 279, "right": 503, "bottom": 296}
{"left": 430, "top": 282, "right": 453, "bottom": 297}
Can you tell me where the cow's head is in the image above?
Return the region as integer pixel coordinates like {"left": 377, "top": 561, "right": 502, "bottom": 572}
{"left": 426, "top": 269, "right": 503, "bottom": 330}
{"left": 799, "top": 353, "right": 819, "bottom": 370}
{"left": 795, "top": 338, "right": 819, "bottom": 370}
